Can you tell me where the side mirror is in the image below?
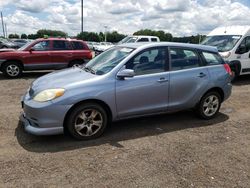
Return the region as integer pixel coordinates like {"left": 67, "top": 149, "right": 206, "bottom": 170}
{"left": 117, "top": 69, "right": 135, "bottom": 79}
{"left": 236, "top": 45, "right": 247, "bottom": 54}
{"left": 29, "top": 47, "right": 35, "bottom": 52}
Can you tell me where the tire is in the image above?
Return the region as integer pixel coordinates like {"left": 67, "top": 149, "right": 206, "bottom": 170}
{"left": 68, "top": 60, "right": 84, "bottom": 68}
{"left": 196, "top": 92, "right": 222, "bottom": 120}
{"left": 66, "top": 103, "right": 108, "bottom": 140}
{"left": 229, "top": 61, "right": 241, "bottom": 81}
{"left": 2, "top": 61, "right": 23, "bottom": 78}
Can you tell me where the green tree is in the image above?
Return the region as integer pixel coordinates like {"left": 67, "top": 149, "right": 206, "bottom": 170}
{"left": 77, "top": 32, "right": 100, "bottom": 42}
{"left": 36, "top": 29, "right": 67, "bottom": 38}
{"left": 27, "top": 34, "right": 38, "bottom": 39}
{"left": 8, "top": 34, "right": 20, "bottom": 39}
{"left": 106, "top": 31, "right": 125, "bottom": 43}
{"left": 21, "top": 34, "right": 27, "bottom": 39}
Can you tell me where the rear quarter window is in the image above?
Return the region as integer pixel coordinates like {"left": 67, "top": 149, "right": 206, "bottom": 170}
{"left": 72, "top": 41, "right": 87, "bottom": 50}
{"left": 202, "top": 52, "right": 224, "bottom": 65}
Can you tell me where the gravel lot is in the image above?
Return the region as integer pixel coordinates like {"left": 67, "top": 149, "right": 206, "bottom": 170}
{"left": 0, "top": 72, "right": 249, "bottom": 188}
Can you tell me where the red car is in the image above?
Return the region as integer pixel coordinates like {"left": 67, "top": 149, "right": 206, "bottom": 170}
{"left": 0, "top": 38, "right": 93, "bottom": 78}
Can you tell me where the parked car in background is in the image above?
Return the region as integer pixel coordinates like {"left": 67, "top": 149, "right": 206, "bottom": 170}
{"left": 118, "top": 35, "right": 160, "bottom": 44}
{"left": 0, "top": 38, "right": 19, "bottom": 49}
{"left": 94, "top": 42, "right": 114, "bottom": 54}
{"left": 10, "top": 39, "right": 29, "bottom": 48}
{"left": 201, "top": 25, "right": 250, "bottom": 78}
{"left": 0, "top": 38, "right": 92, "bottom": 78}
{"left": 20, "top": 42, "right": 232, "bottom": 140}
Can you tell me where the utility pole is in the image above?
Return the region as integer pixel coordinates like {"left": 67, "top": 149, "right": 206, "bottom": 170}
{"left": 104, "top": 25, "right": 108, "bottom": 42}
{"left": 5, "top": 23, "right": 7, "bottom": 38}
{"left": 81, "top": 0, "right": 83, "bottom": 33}
{"left": 1, "top": 12, "right": 5, "bottom": 38}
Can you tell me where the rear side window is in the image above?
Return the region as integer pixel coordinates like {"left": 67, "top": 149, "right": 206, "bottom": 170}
{"left": 170, "top": 48, "right": 201, "bottom": 71}
{"left": 72, "top": 41, "right": 87, "bottom": 50}
{"left": 202, "top": 52, "right": 223, "bottom": 65}
{"left": 52, "top": 40, "right": 71, "bottom": 50}
{"left": 137, "top": 38, "right": 149, "bottom": 42}
{"left": 151, "top": 38, "right": 157, "bottom": 42}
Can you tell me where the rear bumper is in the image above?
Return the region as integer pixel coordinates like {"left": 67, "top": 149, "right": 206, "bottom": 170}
{"left": 223, "top": 82, "right": 232, "bottom": 101}
{"left": 20, "top": 112, "right": 64, "bottom": 136}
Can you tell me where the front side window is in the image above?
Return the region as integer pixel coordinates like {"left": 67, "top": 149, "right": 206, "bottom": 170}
{"left": 85, "top": 47, "right": 134, "bottom": 75}
{"left": 236, "top": 36, "right": 250, "bottom": 54}
{"left": 170, "top": 48, "right": 200, "bottom": 71}
{"left": 202, "top": 52, "right": 223, "bottom": 65}
{"left": 125, "top": 48, "right": 167, "bottom": 75}
{"left": 32, "top": 41, "right": 50, "bottom": 51}
{"left": 52, "top": 40, "right": 71, "bottom": 50}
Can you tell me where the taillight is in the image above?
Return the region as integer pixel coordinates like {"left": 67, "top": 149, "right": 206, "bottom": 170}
{"left": 223, "top": 64, "right": 232, "bottom": 76}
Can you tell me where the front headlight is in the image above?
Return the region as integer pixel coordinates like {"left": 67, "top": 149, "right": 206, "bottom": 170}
{"left": 220, "top": 52, "right": 231, "bottom": 59}
{"left": 33, "top": 89, "right": 65, "bottom": 102}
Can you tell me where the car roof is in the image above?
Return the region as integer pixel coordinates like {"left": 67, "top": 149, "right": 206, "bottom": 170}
{"left": 36, "top": 38, "right": 83, "bottom": 42}
{"left": 118, "top": 42, "right": 218, "bottom": 53}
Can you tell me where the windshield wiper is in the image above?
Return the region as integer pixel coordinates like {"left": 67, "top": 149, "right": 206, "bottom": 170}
{"left": 84, "top": 66, "right": 96, "bottom": 74}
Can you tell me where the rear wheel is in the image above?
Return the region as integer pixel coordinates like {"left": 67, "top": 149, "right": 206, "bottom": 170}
{"left": 2, "top": 62, "right": 23, "bottom": 78}
{"left": 66, "top": 103, "right": 108, "bottom": 140}
{"left": 196, "top": 92, "right": 221, "bottom": 119}
{"left": 69, "top": 60, "right": 84, "bottom": 68}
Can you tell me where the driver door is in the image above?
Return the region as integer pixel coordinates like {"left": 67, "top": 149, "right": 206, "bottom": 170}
{"left": 115, "top": 47, "right": 170, "bottom": 118}
{"left": 24, "top": 40, "right": 52, "bottom": 69}
{"left": 235, "top": 36, "right": 250, "bottom": 74}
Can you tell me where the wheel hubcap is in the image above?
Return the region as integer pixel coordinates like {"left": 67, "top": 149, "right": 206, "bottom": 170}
{"left": 203, "top": 95, "right": 219, "bottom": 117}
{"left": 6, "top": 65, "right": 20, "bottom": 77}
{"left": 74, "top": 109, "right": 103, "bottom": 136}
{"left": 72, "top": 64, "right": 80, "bottom": 68}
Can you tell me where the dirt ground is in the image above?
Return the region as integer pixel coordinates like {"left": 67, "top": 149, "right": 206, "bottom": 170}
{"left": 0, "top": 72, "right": 249, "bottom": 188}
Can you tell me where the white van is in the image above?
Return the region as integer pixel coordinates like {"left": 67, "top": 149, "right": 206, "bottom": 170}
{"left": 118, "top": 35, "right": 160, "bottom": 44}
{"left": 201, "top": 25, "right": 250, "bottom": 77}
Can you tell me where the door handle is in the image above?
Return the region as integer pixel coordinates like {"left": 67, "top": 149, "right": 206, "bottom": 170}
{"left": 198, "top": 72, "right": 206, "bottom": 78}
{"left": 157, "top": 77, "right": 168, "bottom": 83}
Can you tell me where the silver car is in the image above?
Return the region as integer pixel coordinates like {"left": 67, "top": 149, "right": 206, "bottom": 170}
{"left": 20, "top": 42, "right": 232, "bottom": 140}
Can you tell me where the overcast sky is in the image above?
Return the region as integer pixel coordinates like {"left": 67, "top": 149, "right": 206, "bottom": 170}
{"left": 0, "top": 0, "right": 250, "bottom": 37}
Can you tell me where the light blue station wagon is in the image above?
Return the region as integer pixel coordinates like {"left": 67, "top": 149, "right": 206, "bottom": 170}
{"left": 20, "top": 42, "right": 232, "bottom": 140}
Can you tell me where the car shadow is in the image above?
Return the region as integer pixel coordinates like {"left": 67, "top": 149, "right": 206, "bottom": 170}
{"left": 15, "top": 111, "right": 229, "bottom": 153}
{"left": 0, "top": 71, "right": 51, "bottom": 80}
{"left": 232, "top": 75, "right": 250, "bottom": 86}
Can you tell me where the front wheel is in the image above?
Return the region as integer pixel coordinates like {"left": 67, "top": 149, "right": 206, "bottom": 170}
{"left": 69, "top": 60, "right": 84, "bottom": 68}
{"left": 196, "top": 92, "right": 221, "bottom": 119}
{"left": 66, "top": 103, "right": 108, "bottom": 140}
{"left": 2, "top": 62, "right": 23, "bottom": 78}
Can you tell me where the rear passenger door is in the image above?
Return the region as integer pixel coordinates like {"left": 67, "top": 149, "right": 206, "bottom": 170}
{"left": 50, "top": 40, "right": 73, "bottom": 68}
{"left": 168, "top": 47, "right": 209, "bottom": 111}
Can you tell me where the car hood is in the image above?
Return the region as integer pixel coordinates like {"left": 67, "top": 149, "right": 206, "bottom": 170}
{"left": 0, "top": 48, "right": 16, "bottom": 53}
{"left": 30, "top": 67, "right": 97, "bottom": 95}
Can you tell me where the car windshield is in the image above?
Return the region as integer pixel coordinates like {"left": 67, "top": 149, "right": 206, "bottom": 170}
{"left": 0, "top": 38, "right": 12, "bottom": 43}
{"left": 201, "top": 35, "right": 241, "bottom": 52}
{"left": 17, "top": 41, "right": 33, "bottom": 51}
{"left": 118, "top": 36, "right": 138, "bottom": 44}
{"left": 84, "top": 46, "right": 134, "bottom": 75}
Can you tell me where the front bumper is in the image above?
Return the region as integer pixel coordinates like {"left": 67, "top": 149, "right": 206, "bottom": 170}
{"left": 20, "top": 93, "right": 72, "bottom": 136}
{"left": 20, "top": 113, "right": 64, "bottom": 135}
